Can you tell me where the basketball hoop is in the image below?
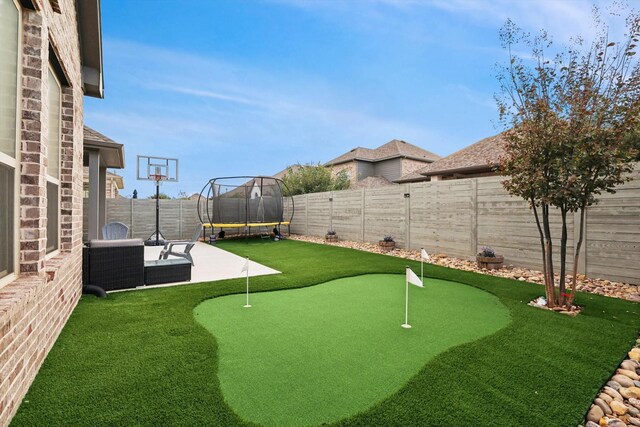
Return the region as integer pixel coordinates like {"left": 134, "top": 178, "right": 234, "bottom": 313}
{"left": 149, "top": 174, "right": 167, "bottom": 184}
{"left": 136, "top": 155, "right": 179, "bottom": 246}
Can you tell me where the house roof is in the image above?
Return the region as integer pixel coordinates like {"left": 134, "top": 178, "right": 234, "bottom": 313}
{"left": 395, "top": 133, "right": 506, "bottom": 182}
{"left": 271, "top": 164, "right": 301, "bottom": 180}
{"left": 324, "top": 140, "right": 440, "bottom": 166}
{"left": 83, "top": 125, "right": 125, "bottom": 169}
{"left": 107, "top": 171, "right": 124, "bottom": 189}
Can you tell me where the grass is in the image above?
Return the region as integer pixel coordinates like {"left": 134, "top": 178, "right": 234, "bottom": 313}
{"left": 10, "top": 239, "right": 640, "bottom": 426}
{"left": 195, "top": 274, "right": 510, "bottom": 426}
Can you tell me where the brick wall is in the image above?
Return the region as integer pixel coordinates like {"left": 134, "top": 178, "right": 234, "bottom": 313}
{"left": 401, "top": 158, "right": 431, "bottom": 177}
{"left": 0, "top": 0, "right": 86, "bottom": 424}
{"left": 330, "top": 161, "right": 358, "bottom": 184}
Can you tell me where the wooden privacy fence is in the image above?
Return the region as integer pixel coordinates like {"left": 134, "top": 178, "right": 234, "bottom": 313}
{"left": 87, "top": 167, "right": 639, "bottom": 284}
{"left": 284, "top": 169, "right": 640, "bottom": 285}
{"left": 83, "top": 199, "right": 203, "bottom": 242}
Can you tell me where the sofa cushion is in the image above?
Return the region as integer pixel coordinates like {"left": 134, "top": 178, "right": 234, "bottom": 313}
{"left": 89, "top": 238, "right": 144, "bottom": 248}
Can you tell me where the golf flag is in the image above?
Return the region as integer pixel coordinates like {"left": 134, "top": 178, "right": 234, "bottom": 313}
{"left": 402, "top": 266, "right": 423, "bottom": 329}
{"left": 420, "top": 248, "right": 430, "bottom": 284}
{"left": 242, "top": 257, "right": 251, "bottom": 308}
{"left": 406, "top": 267, "right": 423, "bottom": 288}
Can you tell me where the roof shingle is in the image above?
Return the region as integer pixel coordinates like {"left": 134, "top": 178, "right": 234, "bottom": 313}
{"left": 395, "top": 133, "right": 506, "bottom": 182}
{"left": 324, "top": 140, "right": 440, "bottom": 166}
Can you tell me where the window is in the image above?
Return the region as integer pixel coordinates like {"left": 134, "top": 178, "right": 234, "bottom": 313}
{"left": 0, "top": 0, "right": 20, "bottom": 284}
{"left": 46, "top": 67, "right": 61, "bottom": 254}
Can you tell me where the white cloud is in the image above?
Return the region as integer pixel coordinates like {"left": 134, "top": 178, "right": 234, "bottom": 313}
{"left": 267, "top": 0, "right": 629, "bottom": 46}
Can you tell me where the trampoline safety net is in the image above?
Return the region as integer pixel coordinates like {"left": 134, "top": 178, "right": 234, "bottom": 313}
{"left": 197, "top": 176, "right": 294, "bottom": 236}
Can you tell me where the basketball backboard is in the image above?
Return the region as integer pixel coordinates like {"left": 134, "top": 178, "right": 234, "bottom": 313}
{"left": 136, "top": 155, "right": 179, "bottom": 182}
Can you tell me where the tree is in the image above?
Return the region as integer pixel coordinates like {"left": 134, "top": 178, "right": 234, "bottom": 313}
{"left": 281, "top": 163, "right": 350, "bottom": 196}
{"left": 496, "top": 8, "right": 640, "bottom": 308}
{"left": 148, "top": 192, "right": 171, "bottom": 199}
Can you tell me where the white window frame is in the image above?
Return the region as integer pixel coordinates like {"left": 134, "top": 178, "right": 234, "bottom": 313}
{"left": 0, "top": 0, "right": 22, "bottom": 289}
{"left": 45, "top": 65, "right": 61, "bottom": 258}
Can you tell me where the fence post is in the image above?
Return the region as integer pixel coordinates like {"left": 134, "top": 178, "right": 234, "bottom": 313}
{"left": 329, "top": 191, "right": 333, "bottom": 232}
{"left": 179, "top": 200, "right": 183, "bottom": 239}
{"left": 130, "top": 198, "right": 134, "bottom": 238}
{"left": 470, "top": 179, "right": 478, "bottom": 257}
{"left": 361, "top": 188, "right": 365, "bottom": 242}
{"left": 404, "top": 184, "right": 411, "bottom": 249}
{"left": 305, "top": 193, "right": 309, "bottom": 235}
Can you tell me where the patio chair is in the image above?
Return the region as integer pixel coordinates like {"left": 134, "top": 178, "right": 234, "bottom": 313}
{"left": 159, "top": 225, "right": 202, "bottom": 266}
{"left": 102, "top": 222, "right": 129, "bottom": 240}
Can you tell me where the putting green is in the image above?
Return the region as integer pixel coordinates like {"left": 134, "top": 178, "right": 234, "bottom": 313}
{"left": 194, "top": 274, "right": 510, "bottom": 426}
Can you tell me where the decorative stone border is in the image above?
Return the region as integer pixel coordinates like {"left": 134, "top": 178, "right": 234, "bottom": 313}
{"left": 584, "top": 341, "right": 640, "bottom": 427}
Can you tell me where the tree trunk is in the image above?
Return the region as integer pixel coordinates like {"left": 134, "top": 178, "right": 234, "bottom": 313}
{"left": 530, "top": 199, "right": 547, "bottom": 285}
{"left": 541, "top": 204, "right": 556, "bottom": 307}
{"left": 558, "top": 208, "right": 568, "bottom": 306}
{"left": 568, "top": 207, "right": 586, "bottom": 306}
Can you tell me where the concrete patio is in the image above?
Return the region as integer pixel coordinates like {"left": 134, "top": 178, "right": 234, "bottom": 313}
{"left": 132, "top": 242, "right": 280, "bottom": 290}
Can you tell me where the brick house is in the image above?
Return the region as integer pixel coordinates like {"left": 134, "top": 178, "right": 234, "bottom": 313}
{"left": 395, "top": 133, "right": 506, "bottom": 183}
{"left": 324, "top": 139, "right": 441, "bottom": 185}
{"left": 0, "top": 0, "right": 104, "bottom": 424}
{"left": 82, "top": 127, "right": 125, "bottom": 200}
{"left": 83, "top": 169, "right": 124, "bottom": 199}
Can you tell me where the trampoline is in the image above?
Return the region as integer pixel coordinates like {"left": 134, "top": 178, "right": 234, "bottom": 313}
{"left": 197, "top": 176, "right": 294, "bottom": 240}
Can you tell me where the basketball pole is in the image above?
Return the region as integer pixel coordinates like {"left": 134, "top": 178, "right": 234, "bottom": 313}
{"left": 155, "top": 177, "right": 160, "bottom": 246}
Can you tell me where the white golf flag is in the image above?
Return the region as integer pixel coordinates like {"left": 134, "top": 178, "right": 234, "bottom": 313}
{"left": 241, "top": 258, "right": 249, "bottom": 273}
{"left": 406, "top": 267, "right": 423, "bottom": 287}
{"left": 421, "top": 248, "right": 431, "bottom": 262}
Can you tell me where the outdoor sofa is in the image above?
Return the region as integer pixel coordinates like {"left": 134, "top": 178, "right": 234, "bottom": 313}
{"left": 82, "top": 238, "right": 145, "bottom": 291}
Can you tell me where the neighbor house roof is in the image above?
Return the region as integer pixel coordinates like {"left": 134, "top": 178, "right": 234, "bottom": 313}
{"left": 83, "top": 125, "right": 125, "bottom": 169}
{"left": 324, "top": 140, "right": 440, "bottom": 166}
{"left": 395, "top": 133, "right": 506, "bottom": 182}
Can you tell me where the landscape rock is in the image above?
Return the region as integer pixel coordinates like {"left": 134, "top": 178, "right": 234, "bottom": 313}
{"left": 621, "top": 360, "right": 640, "bottom": 371}
{"left": 586, "top": 422, "right": 601, "bottom": 427}
{"left": 588, "top": 405, "right": 605, "bottom": 423}
{"left": 629, "top": 406, "right": 640, "bottom": 417}
{"left": 601, "top": 393, "right": 614, "bottom": 403}
{"left": 628, "top": 417, "right": 640, "bottom": 426}
{"left": 630, "top": 398, "right": 640, "bottom": 410}
{"left": 619, "top": 370, "right": 640, "bottom": 381}
{"left": 599, "top": 416, "right": 628, "bottom": 427}
{"left": 611, "top": 400, "right": 629, "bottom": 415}
{"left": 630, "top": 349, "right": 640, "bottom": 362}
{"left": 620, "top": 388, "right": 640, "bottom": 400}
{"left": 605, "top": 386, "right": 625, "bottom": 401}
{"left": 610, "top": 382, "right": 623, "bottom": 392}
{"left": 596, "top": 398, "right": 614, "bottom": 415}
{"left": 613, "top": 375, "right": 636, "bottom": 388}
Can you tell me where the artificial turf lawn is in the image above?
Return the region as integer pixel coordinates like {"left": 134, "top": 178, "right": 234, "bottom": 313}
{"left": 195, "top": 274, "right": 510, "bottom": 426}
{"left": 10, "top": 239, "right": 640, "bottom": 426}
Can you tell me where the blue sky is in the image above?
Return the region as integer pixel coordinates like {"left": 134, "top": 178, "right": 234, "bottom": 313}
{"left": 85, "top": 0, "right": 619, "bottom": 197}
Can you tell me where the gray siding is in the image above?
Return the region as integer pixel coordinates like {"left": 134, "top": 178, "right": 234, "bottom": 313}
{"left": 356, "top": 161, "right": 374, "bottom": 181}
{"left": 373, "top": 158, "right": 402, "bottom": 181}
